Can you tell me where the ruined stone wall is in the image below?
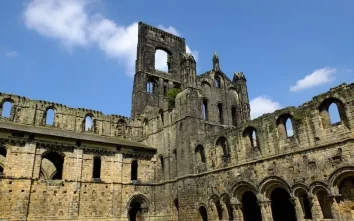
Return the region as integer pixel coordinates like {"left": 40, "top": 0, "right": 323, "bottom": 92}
{"left": 0, "top": 93, "right": 134, "bottom": 140}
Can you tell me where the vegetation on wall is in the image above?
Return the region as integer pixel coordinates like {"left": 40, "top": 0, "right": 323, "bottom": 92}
{"left": 167, "top": 88, "right": 181, "bottom": 109}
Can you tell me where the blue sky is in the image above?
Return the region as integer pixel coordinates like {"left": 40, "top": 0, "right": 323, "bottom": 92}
{"left": 0, "top": 0, "right": 353, "bottom": 119}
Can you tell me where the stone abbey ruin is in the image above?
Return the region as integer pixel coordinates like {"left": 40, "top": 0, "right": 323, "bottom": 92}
{"left": 1, "top": 22, "right": 354, "bottom": 221}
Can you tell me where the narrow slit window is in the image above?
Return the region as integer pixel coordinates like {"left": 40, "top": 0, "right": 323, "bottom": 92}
{"left": 218, "top": 103, "right": 223, "bottom": 124}
{"left": 131, "top": 160, "right": 138, "bottom": 181}
{"left": 202, "top": 100, "right": 208, "bottom": 120}
{"left": 231, "top": 106, "right": 236, "bottom": 126}
{"left": 92, "top": 157, "right": 101, "bottom": 179}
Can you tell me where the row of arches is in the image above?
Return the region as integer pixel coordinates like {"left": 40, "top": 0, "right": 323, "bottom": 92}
{"left": 36, "top": 150, "right": 139, "bottom": 181}
{"left": 197, "top": 170, "right": 354, "bottom": 221}
{"left": 196, "top": 98, "right": 348, "bottom": 166}
{"left": 0, "top": 99, "right": 128, "bottom": 136}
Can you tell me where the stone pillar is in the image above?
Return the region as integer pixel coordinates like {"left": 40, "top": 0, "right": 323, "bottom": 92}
{"left": 231, "top": 203, "right": 244, "bottom": 221}
{"left": 309, "top": 196, "right": 323, "bottom": 220}
{"left": 329, "top": 195, "right": 342, "bottom": 221}
{"left": 258, "top": 201, "right": 273, "bottom": 221}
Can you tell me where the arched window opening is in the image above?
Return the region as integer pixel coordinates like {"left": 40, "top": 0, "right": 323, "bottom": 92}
{"left": 195, "top": 145, "right": 206, "bottom": 163}
{"left": 285, "top": 118, "right": 294, "bottom": 137}
{"left": 339, "top": 176, "right": 354, "bottom": 200}
{"left": 243, "top": 127, "right": 259, "bottom": 151}
{"left": 199, "top": 206, "right": 208, "bottom": 221}
{"left": 319, "top": 98, "right": 348, "bottom": 129}
{"left": 92, "top": 156, "right": 101, "bottom": 179}
{"left": 270, "top": 188, "right": 296, "bottom": 221}
{"left": 1, "top": 101, "right": 12, "bottom": 118}
{"left": 276, "top": 114, "right": 295, "bottom": 139}
{"left": 84, "top": 115, "right": 93, "bottom": 132}
{"left": 297, "top": 191, "right": 312, "bottom": 219}
{"left": 155, "top": 49, "right": 170, "bottom": 72}
{"left": 0, "top": 147, "right": 7, "bottom": 174}
{"left": 252, "top": 131, "right": 258, "bottom": 148}
{"left": 128, "top": 195, "right": 149, "bottom": 221}
{"left": 221, "top": 196, "right": 234, "bottom": 220}
{"left": 217, "top": 103, "right": 223, "bottom": 124}
{"left": 131, "top": 160, "right": 138, "bottom": 181}
{"left": 40, "top": 151, "right": 64, "bottom": 180}
{"left": 45, "top": 108, "right": 55, "bottom": 126}
{"left": 214, "top": 76, "right": 221, "bottom": 88}
{"left": 316, "top": 190, "right": 333, "bottom": 219}
{"left": 231, "top": 106, "right": 237, "bottom": 126}
{"left": 202, "top": 99, "right": 208, "bottom": 120}
{"left": 216, "top": 137, "right": 230, "bottom": 158}
{"left": 328, "top": 103, "right": 341, "bottom": 125}
{"left": 174, "top": 198, "right": 179, "bottom": 212}
{"left": 241, "top": 191, "right": 262, "bottom": 221}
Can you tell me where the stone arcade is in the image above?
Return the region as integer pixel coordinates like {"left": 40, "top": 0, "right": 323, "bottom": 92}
{"left": 1, "top": 22, "right": 354, "bottom": 221}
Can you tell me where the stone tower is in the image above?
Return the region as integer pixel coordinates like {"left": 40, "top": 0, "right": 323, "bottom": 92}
{"left": 131, "top": 22, "right": 186, "bottom": 117}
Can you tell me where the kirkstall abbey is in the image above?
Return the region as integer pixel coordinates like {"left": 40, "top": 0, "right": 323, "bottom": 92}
{"left": 1, "top": 22, "right": 354, "bottom": 221}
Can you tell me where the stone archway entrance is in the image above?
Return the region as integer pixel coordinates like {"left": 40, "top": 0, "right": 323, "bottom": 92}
{"left": 271, "top": 188, "right": 296, "bottom": 221}
{"left": 242, "top": 191, "right": 262, "bottom": 221}
{"left": 198, "top": 206, "right": 208, "bottom": 221}
{"left": 127, "top": 195, "right": 149, "bottom": 221}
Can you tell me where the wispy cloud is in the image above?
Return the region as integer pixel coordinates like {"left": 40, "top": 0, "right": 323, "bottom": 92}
{"left": 23, "top": 0, "right": 198, "bottom": 76}
{"left": 290, "top": 67, "right": 337, "bottom": 92}
{"left": 5, "top": 51, "right": 19, "bottom": 58}
{"left": 250, "top": 96, "right": 282, "bottom": 119}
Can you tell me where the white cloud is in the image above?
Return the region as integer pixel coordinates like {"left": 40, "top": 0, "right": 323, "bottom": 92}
{"left": 5, "top": 51, "right": 19, "bottom": 57}
{"left": 250, "top": 96, "right": 282, "bottom": 119}
{"left": 290, "top": 67, "right": 337, "bottom": 92}
{"left": 23, "top": 0, "right": 198, "bottom": 76}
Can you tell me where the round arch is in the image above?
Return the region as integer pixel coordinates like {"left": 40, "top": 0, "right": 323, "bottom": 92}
{"left": 231, "top": 180, "right": 259, "bottom": 201}
{"left": 258, "top": 176, "right": 292, "bottom": 199}
{"left": 328, "top": 166, "right": 354, "bottom": 195}
{"left": 126, "top": 193, "right": 150, "bottom": 221}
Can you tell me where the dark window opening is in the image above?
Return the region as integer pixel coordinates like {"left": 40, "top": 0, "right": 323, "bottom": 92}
{"left": 231, "top": 106, "right": 237, "bottom": 126}
{"left": 271, "top": 188, "right": 296, "bottom": 221}
{"left": 242, "top": 191, "right": 262, "bottom": 221}
{"left": 159, "top": 155, "right": 164, "bottom": 171}
{"left": 163, "top": 86, "right": 167, "bottom": 96}
{"left": 45, "top": 108, "right": 55, "bottom": 125}
{"left": 159, "top": 109, "right": 164, "bottom": 126}
{"left": 0, "top": 147, "right": 7, "bottom": 174}
{"left": 217, "top": 103, "right": 223, "bottom": 124}
{"left": 276, "top": 114, "right": 295, "bottom": 139}
{"left": 40, "top": 151, "right": 64, "bottom": 180}
{"left": 131, "top": 160, "right": 138, "bottom": 181}
{"left": 199, "top": 206, "right": 208, "bottom": 221}
{"left": 1, "top": 101, "right": 12, "bottom": 118}
{"left": 92, "top": 157, "right": 101, "bottom": 179}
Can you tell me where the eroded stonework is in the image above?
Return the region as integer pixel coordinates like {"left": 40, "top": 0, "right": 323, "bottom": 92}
{"left": 1, "top": 22, "right": 354, "bottom": 221}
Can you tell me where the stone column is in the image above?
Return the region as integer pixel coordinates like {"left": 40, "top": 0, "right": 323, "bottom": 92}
{"left": 258, "top": 200, "right": 273, "bottom": 221}
{"left": 231, "top": 203, "right": 244, "bottom": 221}
{"left": 309, "top": 195, "right": 323, "bottom": 220}
{"left": 329, "top": 195, "right": 342, "bottom": 221}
